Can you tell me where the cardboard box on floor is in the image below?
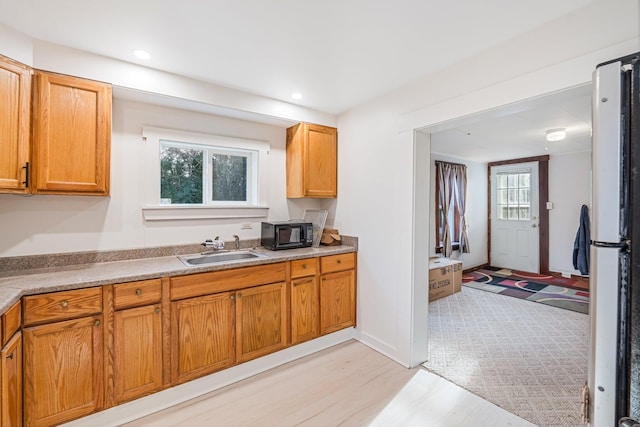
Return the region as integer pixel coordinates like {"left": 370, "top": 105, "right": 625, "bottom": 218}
{"left": 428, "top": 257, "right": 462, "bottom": 302}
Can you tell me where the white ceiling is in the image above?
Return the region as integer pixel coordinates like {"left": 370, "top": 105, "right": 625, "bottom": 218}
{"left": 429, "top": 84, "right": 593, "bottom": 163}
{"left": 0, "top": 0, "right": 598, "bottom": 115}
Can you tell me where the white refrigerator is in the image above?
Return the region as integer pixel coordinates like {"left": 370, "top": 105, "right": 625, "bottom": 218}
{"left": 590, "top": 52, "right": 639, "bottom": 426}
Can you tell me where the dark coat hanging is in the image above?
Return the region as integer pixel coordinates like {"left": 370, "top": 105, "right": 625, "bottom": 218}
{"left": 573, "top": 204, "right": 590, "bottom": 276}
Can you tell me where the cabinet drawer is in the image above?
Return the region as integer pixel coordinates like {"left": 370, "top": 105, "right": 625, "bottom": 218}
{"left": 113, "top": 279, "right": 162, "bottom": 310}
{"left": 23, "top": 287, "right": 103, "bottom": 326}
{"left": 290, "top": 258, "right": 318, "bottom": 278}
{"left": 171, "top": 262, "right": 287, "bottom": 301}
{"left": 2, "top": 300, "right": 21, "bottom": 345}
{"left": 320, "top": 253, "right": 355, "bottom": 274}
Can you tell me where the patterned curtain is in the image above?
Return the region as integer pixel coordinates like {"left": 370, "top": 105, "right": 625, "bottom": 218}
{"left": 436, "top": 161, "right": 470, "bottom": 256}
{"left": 452, "top": 164, "right": 470, "bottom": 253}
{"left": 436, "top": 162, "right": 454, "bottom": 257}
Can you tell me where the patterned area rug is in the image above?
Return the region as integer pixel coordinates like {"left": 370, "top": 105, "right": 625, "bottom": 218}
{"left": 463, "top": 267, "right": 589, "bottom": 314}
{"left": 424, "top": 286, "right": 589, "bottom": 427}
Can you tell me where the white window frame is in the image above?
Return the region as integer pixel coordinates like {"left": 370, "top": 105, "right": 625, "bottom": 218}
{"left": 142, "top": 126, "right": 270, "bottom": 221}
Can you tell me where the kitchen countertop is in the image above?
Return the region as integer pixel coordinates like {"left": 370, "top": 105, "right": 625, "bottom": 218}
{"left": 0, "top": 244, "right": 356, "bottom": 313}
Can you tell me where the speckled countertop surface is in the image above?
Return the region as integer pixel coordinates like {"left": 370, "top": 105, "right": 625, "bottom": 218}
{"left": 0, "top": 243, "right": 356, "bottom": 314}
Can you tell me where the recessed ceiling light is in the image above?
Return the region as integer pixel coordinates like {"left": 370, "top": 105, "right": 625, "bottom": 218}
{"left": 133, "top": 49, "right": 151, "bottom": 60}
{"left": 291, "top": 93, "right": 303, "bottom": 100}
{"left": 545, "top": 128, "right": 566, "bottom": 142}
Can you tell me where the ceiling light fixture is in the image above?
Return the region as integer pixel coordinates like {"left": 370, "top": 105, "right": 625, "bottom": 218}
{"left": 545, "top": 128, "right": 566, "bottom": 142}
{"left": 133, "top": 49, "right": 151, "bottom": 60}
{"left": 291, "top": 93, "right": 303, "bottom": 100}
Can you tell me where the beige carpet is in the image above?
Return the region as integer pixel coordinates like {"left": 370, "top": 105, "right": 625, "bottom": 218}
{"left": 423, "top": 286, "right": 589, "bottom": 427}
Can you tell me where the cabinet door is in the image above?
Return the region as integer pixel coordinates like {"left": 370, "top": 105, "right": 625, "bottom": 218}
{"left": 0, "top": 55, "right": 30, "bottom": 193}
{"left": 291, "top": 276, "right": 319, "bottom": 345}
{"left": 320, "top": 270, "right": 356, "bottom": 335}
{"left": 304, "top": 123, "right": 337, "bottom": 198}
{"left": 31, "top": 71, "right": 111, "bottom": 195}
{"left": 1, "top": 331, "right": 22, "bottom": 427}
{"left": 236, "top": 282, "right": 287, "bottom": 363}
{"left": 24, "top": 315, "right": 103, "bottom": 427}
{"left": 114, "top": 305, "right": 163, "bottom": 404}
{"left": 170, "top": 292, "right": 235, "bottom": 385}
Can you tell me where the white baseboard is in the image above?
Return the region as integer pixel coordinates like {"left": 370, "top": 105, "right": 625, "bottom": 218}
{"left": 63, "top": 328, "right": 356, "bottom": 427}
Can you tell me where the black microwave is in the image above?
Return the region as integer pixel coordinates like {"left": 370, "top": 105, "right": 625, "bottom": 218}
{"left": 261, "top": 221, "right": 314, "bottom": 250}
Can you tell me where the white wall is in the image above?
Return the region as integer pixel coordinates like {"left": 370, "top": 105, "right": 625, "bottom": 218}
{"left": 549, "top": 151, "right": 592, "bottom": 276}
{"left": 337, "top": 0, "right": 639, "bottom": 367}
{"left": 0, "top": 99, "right": 322, "bottom": 256}
{"left": 428, "top": 154, "right": 488, "bottom": 270}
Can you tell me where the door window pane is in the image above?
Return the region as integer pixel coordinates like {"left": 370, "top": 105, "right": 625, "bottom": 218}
{"left": 496, "top": 171, "right": 532, "bottom": 221}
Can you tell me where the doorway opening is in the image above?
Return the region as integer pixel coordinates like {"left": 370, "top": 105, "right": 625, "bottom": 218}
{"left": 418, "top": 84, "right": 592, "bottom": 425}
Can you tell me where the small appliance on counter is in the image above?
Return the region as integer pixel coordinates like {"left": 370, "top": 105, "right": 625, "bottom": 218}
{"left": 261, "top": 221, "right": 314, "bottom": 250}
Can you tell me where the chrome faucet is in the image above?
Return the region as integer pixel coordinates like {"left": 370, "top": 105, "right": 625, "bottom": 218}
{"left": 233, "top": 234, "right": 240, "bottom": 251}
{"left": 202, "top": 236, "right": 225, "bottom": 251}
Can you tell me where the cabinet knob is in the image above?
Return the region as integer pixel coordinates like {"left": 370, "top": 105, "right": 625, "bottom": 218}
{"left": 302, "top": 264, "right": 307, "bottom": 269}
{"left": 230, "top": 295, "right": 235, "bottom": 300}
{"left": 6, "top": 353, "right": 13, "bottom": 360}
{"left": 136, "top": 289, "right": 142, "bottom": 295}
{"left": 155, "top": 307, "right": 160, "bottom": 314}
{"left": 61, "top": 300, "right": 68, "bottom": 308}
{"left": 95, "top": 320, "right": 101, "bottom": 327}
{"left": 337, "top": 259, "right": 342, "bottom": 264}
{"left": 237, "top": 293, "right": 242, "bottom": 298}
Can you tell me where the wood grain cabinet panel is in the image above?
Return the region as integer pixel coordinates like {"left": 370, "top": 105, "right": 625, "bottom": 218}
{"left": 0, "top": 54, "right": 31, "bottom": 194}
{"left": 1, "top": 301, "right": 21, "bottom": 346}
{"left": 23, "top": 287, "right": 102, "bottom": 326}
{"left": 236, "top": 282, "right": 287, "bottom": 363}
{"left": 320, "top": 252, "right": 355, "bottom": 274}
{"left": 113, "top": 304, "right": 163, "bottom": 403}
{"left": 291, "top": 276, "right": 319, "bottom": 345}
{"left": 170, "top": 292, "right": 235, "bottom": 385}
{"left": 113, "top": 279, "right": 162, "bottom": 310}
{"left": 1, "top": 331, "right": 22, "bottom": 427}
{"left": 31, "top": 70, "right": 111, "bottom": 196}
{"left": 286, "top": 122, "right": 337, "bottom": 198}
{"left": 290, "top": 258, "right": 318, "bottom": 279}
{"left": 24, "top": 315, "right": 103, "bottom": 427}
{"left": 320, "top": 269, "right": 356, "bottom": 335}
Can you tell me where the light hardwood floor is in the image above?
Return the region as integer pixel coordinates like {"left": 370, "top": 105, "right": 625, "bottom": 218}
{"left": 125, "top": 340, "right": 534, "bottom": 427}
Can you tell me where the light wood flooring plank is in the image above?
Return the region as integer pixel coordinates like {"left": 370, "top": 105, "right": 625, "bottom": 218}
{"left": 125, "top": 340, "right": 533, "bottom": 427}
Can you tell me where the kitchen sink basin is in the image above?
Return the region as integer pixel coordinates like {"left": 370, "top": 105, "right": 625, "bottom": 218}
{"left": 178, "top": 250, "right": 268, "bottom": 267}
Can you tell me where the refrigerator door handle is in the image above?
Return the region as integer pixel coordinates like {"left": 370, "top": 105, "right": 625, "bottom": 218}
{"left": 591, "top": 240, "right": 630, "bottom": 250}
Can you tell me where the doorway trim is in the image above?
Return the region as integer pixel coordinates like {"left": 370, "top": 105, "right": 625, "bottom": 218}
{"left": 487, "top": 155, "right": 550, "bottom": 274}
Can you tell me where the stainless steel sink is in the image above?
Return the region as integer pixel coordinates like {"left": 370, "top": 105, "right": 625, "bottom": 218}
{"left": 178, "top": 250, "right": 268, "bottom": 267}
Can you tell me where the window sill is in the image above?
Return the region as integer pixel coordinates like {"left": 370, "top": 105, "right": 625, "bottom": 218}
{"left": 142, "top": 205, "right": 269, "bottom": 221}
{"left": 435, "top": 243, "right": 460, "bottom": 254}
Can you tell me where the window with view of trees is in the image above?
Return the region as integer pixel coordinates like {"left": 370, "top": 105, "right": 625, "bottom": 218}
{"left": 159, "top": 140, "right": 257, "bottom": 205}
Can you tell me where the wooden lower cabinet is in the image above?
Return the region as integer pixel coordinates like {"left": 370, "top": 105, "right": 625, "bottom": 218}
{"left": 23, "top": 315, "right": 103, "bottom": 427}
{"left": 113, "top": 304, "right": 163, "bottom": 404}
{"left": 236, "top": 282, "right": 287, "bottom": 363}
{"left": 170, "top": 292, "right": 235, "bottom": 385}
{"left": 291, "top": 276, "right": 319, "bottom": 344}
{"left": 1, "top": 331, "right": 22, "bottom": 427}
{"left": 320, "top": 269, "right": 356, "bottom": 335}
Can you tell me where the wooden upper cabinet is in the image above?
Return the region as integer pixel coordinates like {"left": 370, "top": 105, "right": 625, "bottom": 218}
{"left": 0, "top": 55, "right": 31, "bottom": 194}
{"left": 31, "top": 70, "right": 111, "bottom": 196}
{"left": 286, "top": 122, "right": 337, "bottom": 198}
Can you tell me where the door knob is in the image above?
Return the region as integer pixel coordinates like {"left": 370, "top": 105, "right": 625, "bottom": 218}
{"left": 531, "top": 224, "right": 538, "bottom": 228}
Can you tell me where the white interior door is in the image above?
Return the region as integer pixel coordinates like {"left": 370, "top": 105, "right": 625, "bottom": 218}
{"left": 490, "top": 162, "right": 540, "bottom": 273}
